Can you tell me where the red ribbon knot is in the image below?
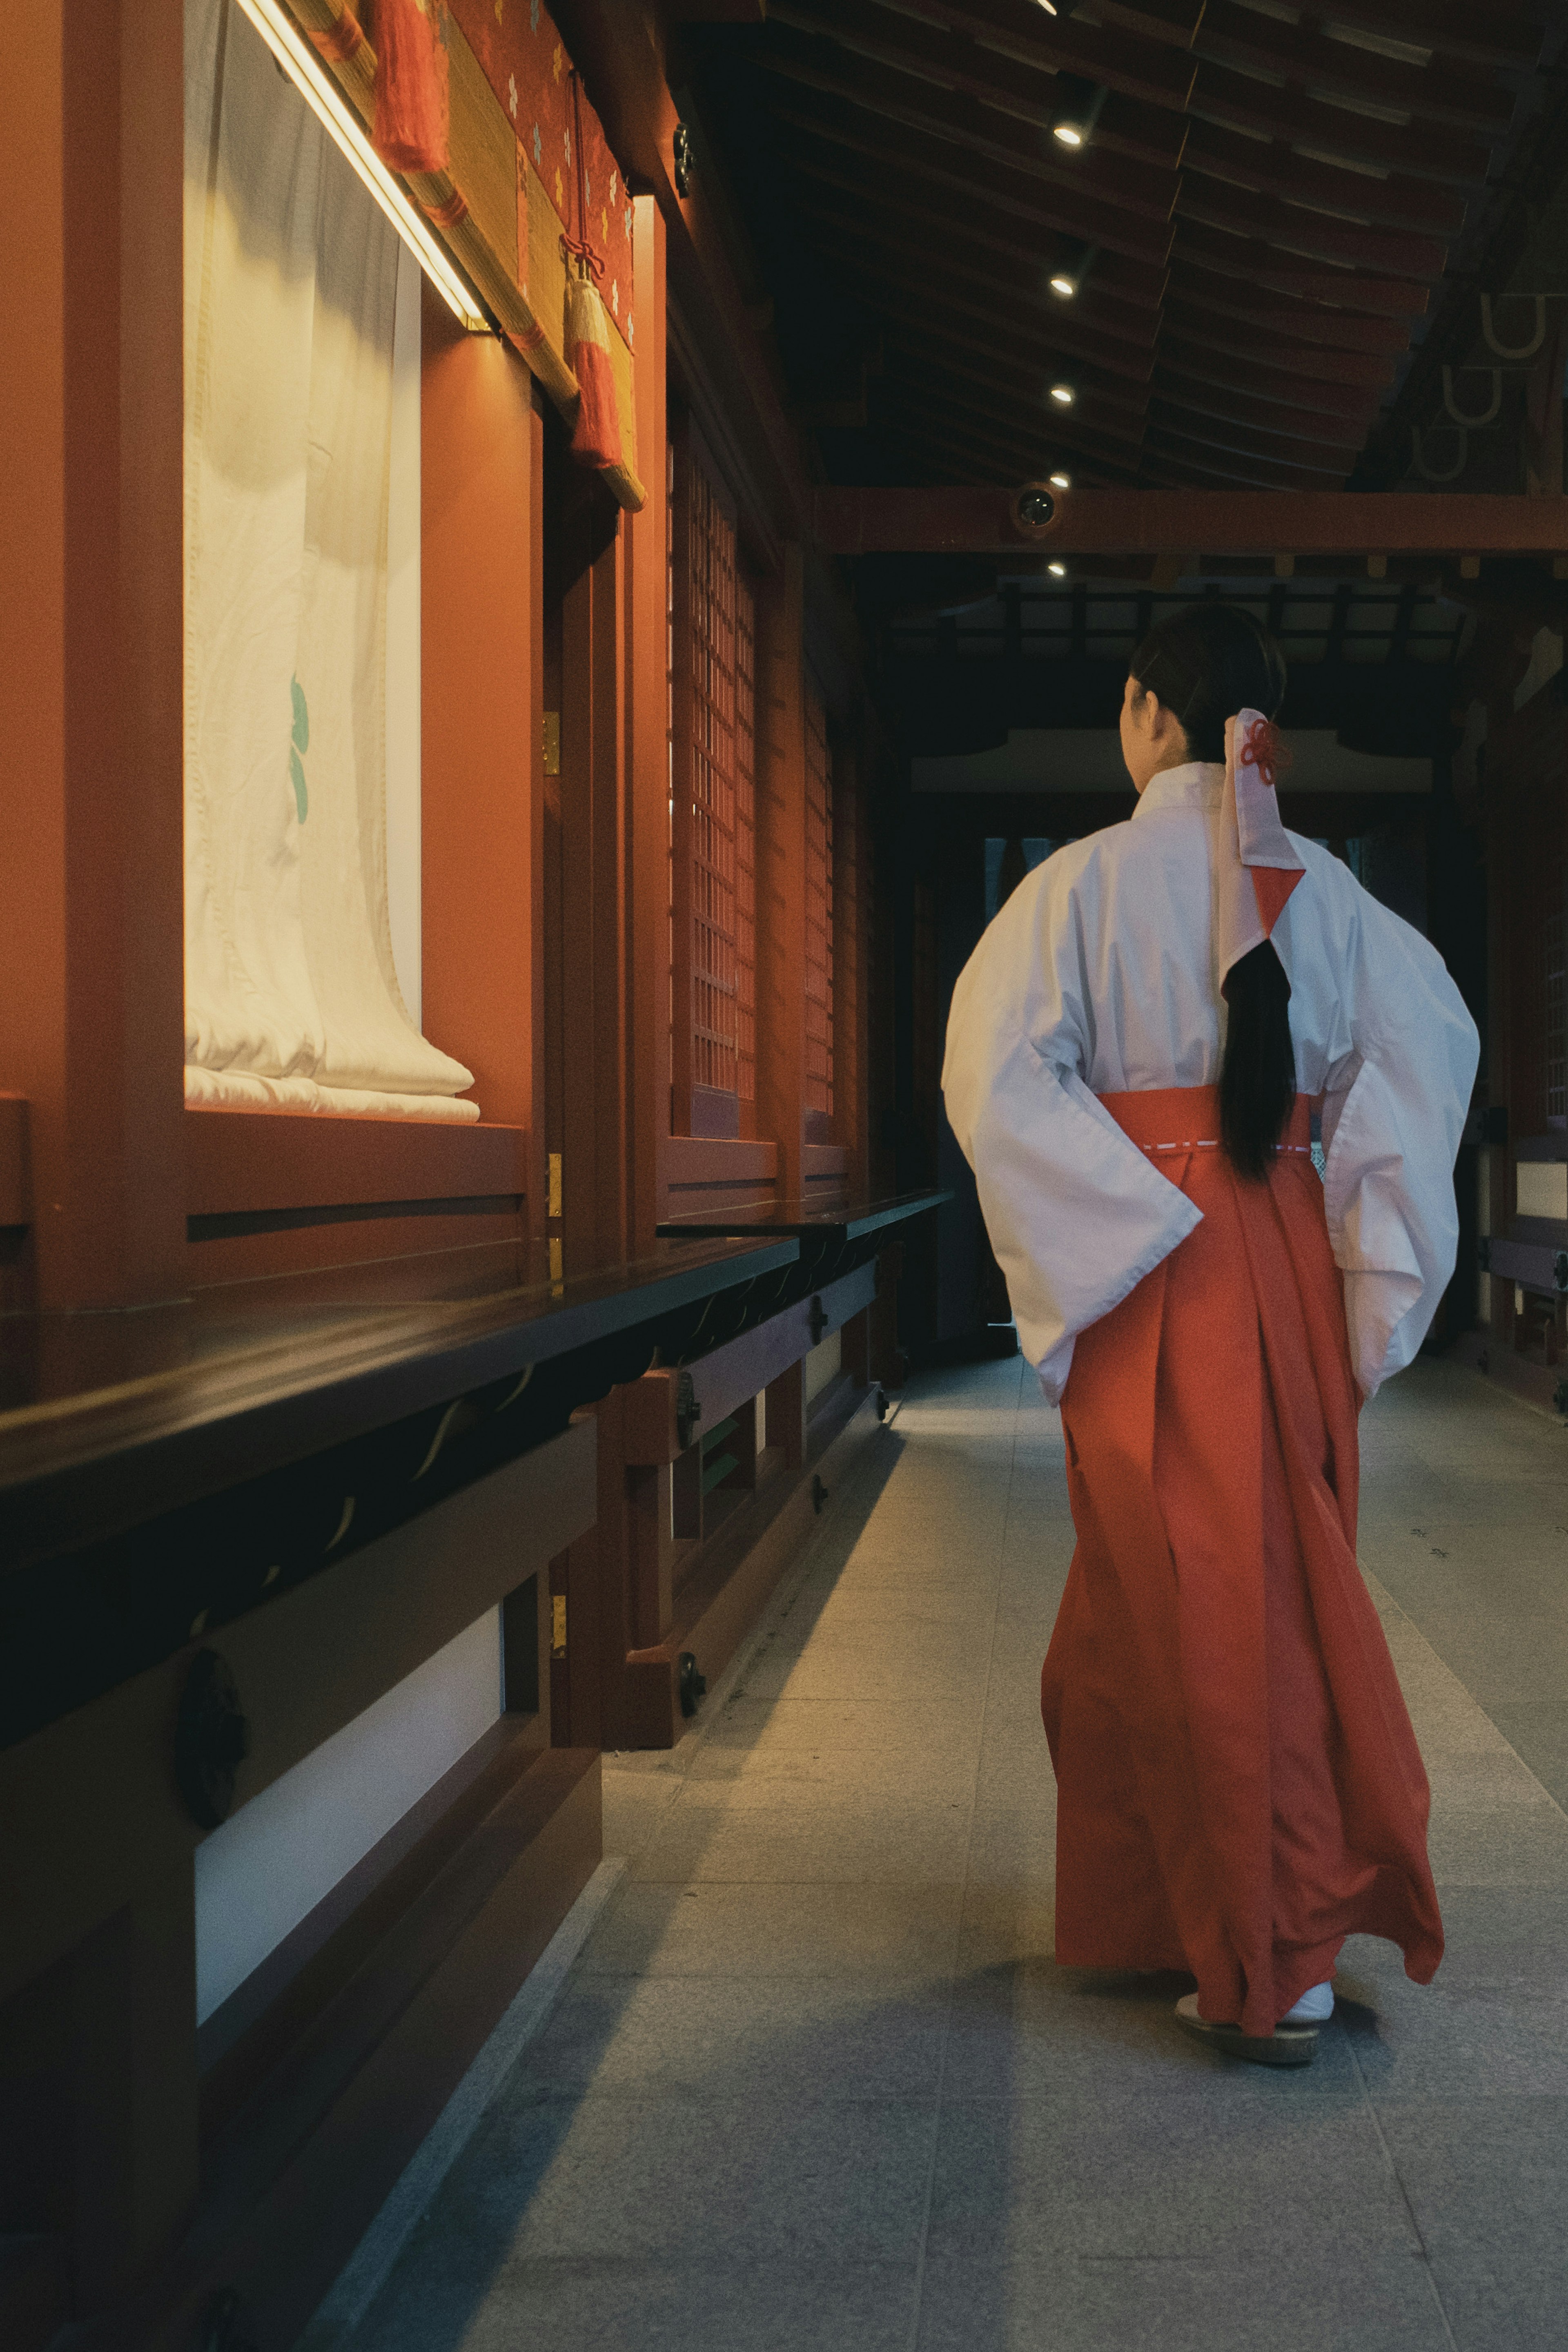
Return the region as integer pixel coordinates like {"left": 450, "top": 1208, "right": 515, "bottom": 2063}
{"left": 1243, "top": 716, "right": 1292, "bottom": 791}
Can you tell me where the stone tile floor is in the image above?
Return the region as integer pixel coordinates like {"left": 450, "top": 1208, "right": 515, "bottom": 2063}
{"left": 337, "top": 1356, "right": 1568, "bottom": 2352}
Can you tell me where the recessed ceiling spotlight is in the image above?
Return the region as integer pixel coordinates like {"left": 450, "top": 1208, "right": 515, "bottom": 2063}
{"left": 1047, "top": 561, "right": 1067, "bottom": 577}
{"left": 1053, "top": 123, "right": 1083, "bottom": 147}
{"left": 1049, "top": 274, "right": 1078, "bottom": 299}
{"left": 1049, "top": 470, "right": 1071, "bottom": 489}
{"left": 1049, "top": 383, "right": 1076, "bottom": 406}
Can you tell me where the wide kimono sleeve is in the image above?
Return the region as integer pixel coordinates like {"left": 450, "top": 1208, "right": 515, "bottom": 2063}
{"left": 1314, "top": 863, "right": 1480, "bottom": 1399}
{"left": 942, "top": 853, "right": 1204, "bottom": 1402}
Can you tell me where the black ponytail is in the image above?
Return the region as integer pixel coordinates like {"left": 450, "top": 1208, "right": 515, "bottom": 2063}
{"left": 1129, "top": 602, "right": 1296, "bottom": 1180}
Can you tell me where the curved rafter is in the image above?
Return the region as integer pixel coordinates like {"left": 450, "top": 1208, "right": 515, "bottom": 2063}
{"left": 679, "top": 0, "right": 1555, "bottom": 494}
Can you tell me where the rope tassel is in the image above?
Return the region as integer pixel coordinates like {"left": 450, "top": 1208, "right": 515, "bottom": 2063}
{"left": 561, "top": 71, "right": 623, "bottom": 472}
{"left": 565, "top": 265, "right": 622, "bottom": 468}
{"left": 370, "top": 0, "right": 450, "bottom": 178}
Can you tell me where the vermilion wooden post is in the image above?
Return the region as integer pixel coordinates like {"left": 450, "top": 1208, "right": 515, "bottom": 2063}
{"left": 0, "top": 0, "right": 187, "bottom": 1312}
{"left": 626, "top": 196, "right": 670, "bottom": 1250}
{"left": 753, "top": 545, "right": 809, "bottom": 1203}
{"left": 668, "top": 426, "right": 697, "bottom": 1140}
{"left": 420, "top": 294, "right": 542, "bottom": 1234}
{"left": 560, "top": 472, "right": 630, "bottom": 1265}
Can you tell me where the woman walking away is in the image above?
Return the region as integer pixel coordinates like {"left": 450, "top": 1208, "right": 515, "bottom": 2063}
{"left": 942, "top": 602, "right": 1478, "bottom": 2067}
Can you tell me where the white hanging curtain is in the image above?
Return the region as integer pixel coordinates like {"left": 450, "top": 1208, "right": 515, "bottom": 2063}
{"left": 183, "top": 0, "right": 478, "bottom": 1121}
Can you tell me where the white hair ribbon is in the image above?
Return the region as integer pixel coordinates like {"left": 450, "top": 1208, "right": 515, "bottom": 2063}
{"left": 1216, "top": 709, "right": 1305, "bottom": 990}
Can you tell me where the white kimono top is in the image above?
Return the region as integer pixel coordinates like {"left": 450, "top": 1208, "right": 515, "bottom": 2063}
{"left": 942, "top": 760, "right": 1480, "bottom": 1404}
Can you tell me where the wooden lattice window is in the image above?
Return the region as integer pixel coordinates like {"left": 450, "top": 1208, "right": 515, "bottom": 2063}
{"left": 735, "top": 573, "right": 757, "bottom": 1105}
{"left": 689, "top": 457, "right": 737, "bottom": 1096}
{"left": 804, "top": 677, "right": 835, "bottom": 1122}
{"left": 669, "top": 425, "right": 755, "bottom": 1134}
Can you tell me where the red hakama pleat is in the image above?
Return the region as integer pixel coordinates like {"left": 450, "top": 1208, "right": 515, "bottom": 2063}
{"left": 1042, "top": 1084, "right": 1442, "bottom": 2038}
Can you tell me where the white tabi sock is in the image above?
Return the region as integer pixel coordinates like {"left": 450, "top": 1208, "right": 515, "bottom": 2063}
{"left": 1280, "top": 1980, "right": 1334, "bottom": 2025}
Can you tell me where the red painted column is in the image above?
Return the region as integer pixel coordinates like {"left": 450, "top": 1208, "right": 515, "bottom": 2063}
{"left": 0, "top": 0, "right": 188, "bottom": 1310}
{"left": 421, "top": 292, "right": 543, "bottom": 1232}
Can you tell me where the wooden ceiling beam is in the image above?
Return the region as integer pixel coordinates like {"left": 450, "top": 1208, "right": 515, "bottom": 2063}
{"left": 811, "top": 487, "right": 1568, "bottom": 557}
{"left": 750, "top": 37, "right": 1180, "bottom": 226}
{"left": 1303, "top": 0, "right": 1542, "bottom": 73}
{"left": 1180, "top": 123, "right": 1470, "bottom": 240}
{"left": 778, "top": 137, "right": 1169, "bottom": 316}
{"left": 1167, "top": 270, "right": 1410, "bottom": 357}
{"left": 1143, "top": 426, "right": 1354, "bottom": 493}
{"left": 761, "top": 0, "right": 1189, "bottom": 171}
{"left": 1189, "top": 2, "right": 1517, "bottom": 134}
{"left": 874, "top": 392, "right": 1140, "bottom": 488}
{"left": 872, "top": 428, "right": 998, "bottom": 488}
{"left": 799, "top": 229, "right": 1159, "bottom": 383}
{"left": 1187, "top": 60, "right": 1495, "bottom": 187}
{"left": 1161, "top": 301, "right": 1398, "bottom": 389}
{"left": 1174, "top": 177, "right": 1447, "bottom": 281}
{"left": 893, "top": 308, "right": 1154, "bottom": 421}
{"left": 764, "top": 98, "right": 1174, "bottom": 266}
{"left": 1150, "top": 371, "right": 1380, "bottom": 450}
{"left": 882, "top": 343, "right": 1151, "bottom": 460}
{"left": 877, "top": 408, "right": 1087, "bottom": 488}
{"left": 1158, "top": 341, "right": 1382, "bottom": 425}
{"left": 858, "top": 0, "right": 1197, "bottom": 113}
{"left": 1172, "top": 224, "right": 1430, "bottom": 320}
{"left": 889, "top": 361, "right": 1149, "bottom": 460}
{"left": 779, "top": 180, "right": 1163, "bottom": 348}
{"left": 1146, "top": 400, "right": 1359, "bottom": 475}
{"left": 879, "top": 411, "right": 1133, "bottom": 498}
{"left": 1091, "top": 0, "right": 1207, "bottom": 42}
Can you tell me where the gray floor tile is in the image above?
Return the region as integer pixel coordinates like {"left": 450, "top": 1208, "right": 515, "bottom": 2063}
{"left": 916, "top": 2251, "right": 1451, "bottom": 2352}
{"left": 577, "top": 1877, "right": 963, "bottom": 1982}
{"left": 355, "top": 2250, "right": 920, "bottom": 2352}
{"left": 1489, "top": 1701, "right": 1568, "bottom": 1812}
{"left": 679, "top": 1746, "right": 978, "bottom": 1802}
{"left": 629, "top": 1799, "right": 973, "bottom": 1887}
{"left": 1366, "top": 1889, "right": 1568, "bottom": 2000}
{"left": 1388, "top": 1613, "right": 1568, "bottom": 1705}
{"left": 738, "top": 1640, "right": 993, "bottom": 1708}
{"left": 1430, "top": 2261, "right": 1568, "bottom": 2352}
{"left": 696, "top": 1696, "right": 986, "bottom": 1758}
{"left": 1331, "top": 1974, "right": 1568, "bottom": 2101}
{"left": 1377, "top": 2096, "right": 1568, "bottom": 2264}
{"left": 925, "top": 2090, "right": 1421, "bottom": 2262}
{"left": 515, "top": 1974, "right": 950, "bottom": 2102}
{"left": 419, "top": 2092, "right": 939, "bottom": 2265}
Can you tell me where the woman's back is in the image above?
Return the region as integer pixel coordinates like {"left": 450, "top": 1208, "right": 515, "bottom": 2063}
{"left": 944, "top": 756, "right": 1477, "bottom": 1405}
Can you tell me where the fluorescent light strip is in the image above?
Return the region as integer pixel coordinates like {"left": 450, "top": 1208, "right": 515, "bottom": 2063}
{"left": 235, "top": 0, "right": 491, "bottom": 333}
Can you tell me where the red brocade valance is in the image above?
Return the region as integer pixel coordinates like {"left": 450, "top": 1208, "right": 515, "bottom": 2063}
{"left": 446, "top": 0, "right": 634, "bottom": 354}
{"left": 290, "top": 0, "right": 643, "bottom": 508}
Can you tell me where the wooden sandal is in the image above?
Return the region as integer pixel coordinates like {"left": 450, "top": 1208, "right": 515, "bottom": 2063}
{"left": 1175, "top": 1991, "right": 1318, "bottom": 2067}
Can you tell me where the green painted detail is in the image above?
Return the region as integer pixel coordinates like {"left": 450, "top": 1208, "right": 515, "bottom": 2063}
{"left": 700, "top": 1451, "right": 739, "bottom": 1498}
{"left": 288, "top": 676, "right": 309, "bottom": 822}
{"left": 699, "top": 1415, "right": 739, "bottom": 1456}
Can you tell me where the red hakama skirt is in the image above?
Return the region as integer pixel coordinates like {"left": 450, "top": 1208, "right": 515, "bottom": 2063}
{"left": 1042, "top": 1084, "right": 1442, "bottom": 2037}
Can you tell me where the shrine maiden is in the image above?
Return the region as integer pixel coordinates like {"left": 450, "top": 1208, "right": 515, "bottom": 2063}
{"left": 943, "top": 602, "right": 1478, "bottom": 2065}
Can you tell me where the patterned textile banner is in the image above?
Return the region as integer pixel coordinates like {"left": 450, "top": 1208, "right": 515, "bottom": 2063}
{"left": 448, "top": 0, "right": 634, "bottom": 353}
